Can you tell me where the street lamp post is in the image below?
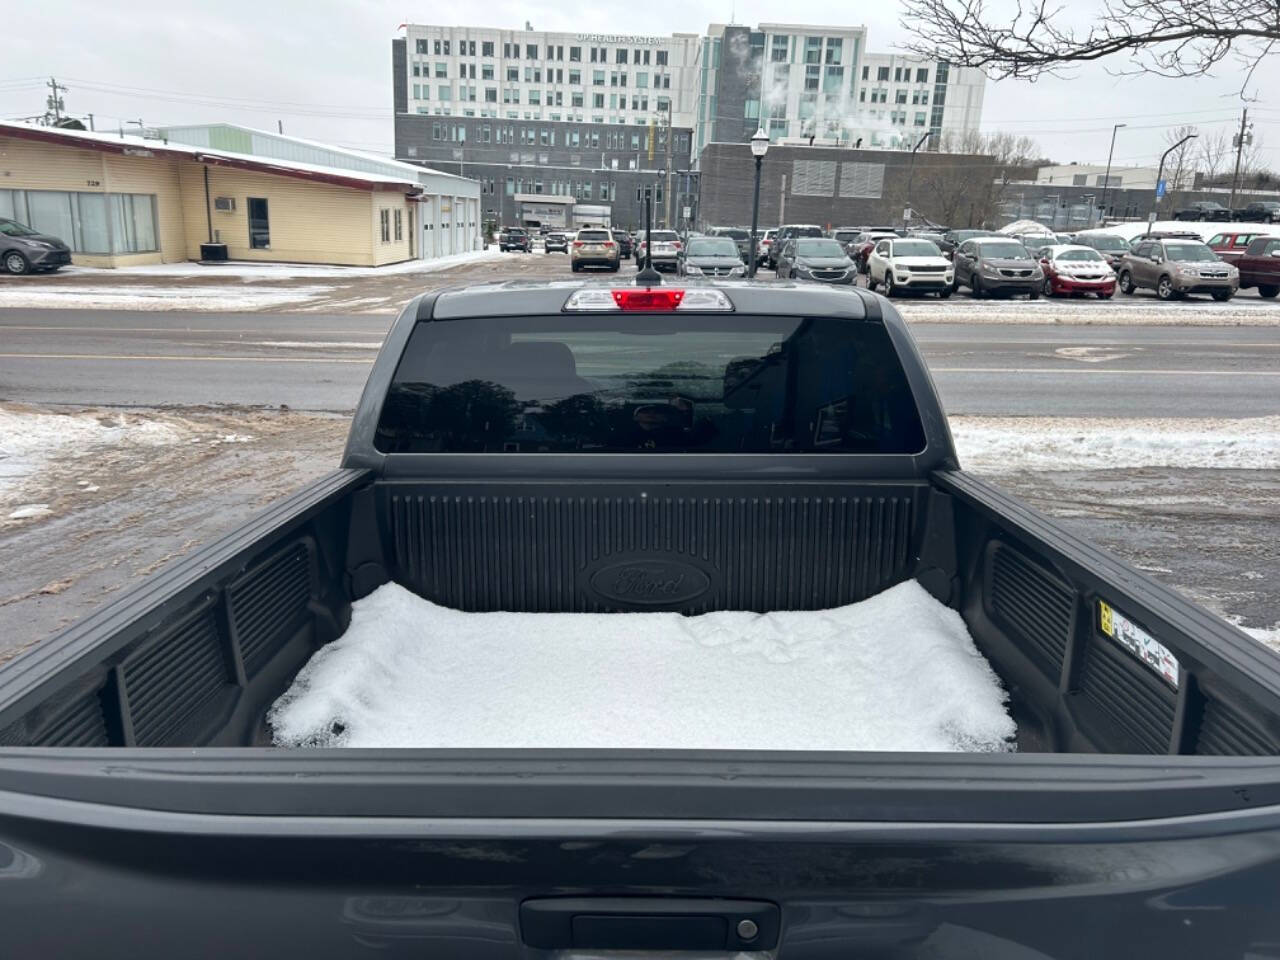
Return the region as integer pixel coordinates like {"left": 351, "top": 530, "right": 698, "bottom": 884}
{"left": 747, "top": 128, "right": 769, "bottom": 278}
{"left": 904, "top": 131, "right": 932, "bottom": 233}
{"left": 1099, "top": 122, "right": 1126, "bottom": 226}
{"left": 1154, "top": 132, "right": 1197, "bottom": 225}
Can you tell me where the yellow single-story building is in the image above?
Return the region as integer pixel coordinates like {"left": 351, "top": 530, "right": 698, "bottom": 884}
{"left": 0, "top": 121, "right": 480, "bottom": 268}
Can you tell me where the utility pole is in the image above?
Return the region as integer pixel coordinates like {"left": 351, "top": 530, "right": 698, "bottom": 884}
{"left": 45, "top": 76, "right": 67, "bottom": 125}
{"left": 1100, "top": 123, "right": 1126, "bottom": 226}
{"left": 663, "top": 109, "right": 673, "bottom": 229}
{"left": 1228, "top": 108, "right": 1251, "bottom": 210}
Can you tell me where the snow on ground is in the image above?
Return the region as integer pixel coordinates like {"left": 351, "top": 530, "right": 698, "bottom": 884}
{"left": 952, "top": 416, "right": 1280, "bottom": 472}
{"left": 895, "top": 296, "right": 1280, "bottom": 325}
{"left": 1226, "top": 615, "right": 1280, "bottom": 653}
{"left": 0, "top": 405, "right": 184, "bottom": 512}
{"left": 1083, "top": 220, "right": 1278, "bottom": 244}
{"left": 0, "top": 285, "right": 333, "bottom": 311}
{"left": 269, "top": 580, "right": 1016, "bottom": 752}
{"left": 48, "top": 247, "right": 502, "bottom": 280}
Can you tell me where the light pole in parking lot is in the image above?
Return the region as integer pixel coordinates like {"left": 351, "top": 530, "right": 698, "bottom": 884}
{"left": 903, "top": 131, "right": 932, "bottom": 233}
{"left": 748, "top": 128, "right": 769, "bottom": 278}
{"left": 1155, "top": 132, "right": 1197, "bottom": 224}
{"left": 1099, "top": 123, "right": 1126, "bottom": 226}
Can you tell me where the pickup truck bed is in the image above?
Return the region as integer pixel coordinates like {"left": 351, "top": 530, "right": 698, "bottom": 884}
{"left": 2, "top": 282, "right": 1280, "bottom": 957}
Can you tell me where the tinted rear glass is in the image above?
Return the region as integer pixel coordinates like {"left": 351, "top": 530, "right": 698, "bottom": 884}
{"left": 715, "top": 228, "right": 750, "bottom": 239}
{"left": 686, "top": 238, "right": 739, "bottom": 257}
{"left": 1081, "top": 234, "right": 1128, "bottom": 252}
{"left": 974, "top": 241, "right": 1030, "bottom": 259}
{"left": 578, "top": 230, "right": 610, "bottom": 241}
{"left": 646, "top": 231, "right": 679, "bottom": 242}
{"left": 376, "top": 316, "right": 926, "bottom": 454}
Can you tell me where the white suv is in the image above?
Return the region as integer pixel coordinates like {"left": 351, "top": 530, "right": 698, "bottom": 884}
{"left": 866, "top": 237, "right": 954, "bottom": 298}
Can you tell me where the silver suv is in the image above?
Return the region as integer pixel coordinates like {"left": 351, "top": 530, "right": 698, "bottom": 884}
{"left": 1118, "top": 238, "right": 1238, "bottom": 301}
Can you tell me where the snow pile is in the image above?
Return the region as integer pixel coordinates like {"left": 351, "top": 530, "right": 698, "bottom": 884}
{"left": 0, "top": 405, "right": 181, "bottom": 506}
{"left": 269, "top": 580, "right": 1016, "bottom": 752}
{"left": 1082, "top": 220, "right": 1277, "bottom": 244}
{"left": 1226, "top": 615, "right": 1280, "bottom": 653}
{"left": 0, "top": 284, "right": 331, "bottom": 311}
{"left": 951, "top": 415, "right": 1280, "bottom": 472}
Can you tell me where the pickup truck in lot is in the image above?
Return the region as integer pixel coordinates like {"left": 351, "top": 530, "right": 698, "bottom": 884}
{"left": 1173, "top": 201, "right": 1232, "bottom": 221}
{"left": 2, "top": 280, "right": 1280, "bottom": 958}
{"left": 1233, "top": 201, "right": 1280, "bottom": 223}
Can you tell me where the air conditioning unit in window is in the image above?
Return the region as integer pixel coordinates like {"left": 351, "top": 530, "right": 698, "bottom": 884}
{"left": 214, "top": 196, "right": 236, "bottom": 212}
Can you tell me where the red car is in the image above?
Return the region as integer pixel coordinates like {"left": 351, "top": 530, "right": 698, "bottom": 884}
{"left": 1033, "top": 244, "right": 1117, "bottom": 299}
{"left": 1207, "top": 230, "right": 1265, "bottom": 265}
{"left": 852, "top": 231, "right": 897, "bottom": 274}
{"left": 1235, "top": 234, "right": 1280, "bottom": 298}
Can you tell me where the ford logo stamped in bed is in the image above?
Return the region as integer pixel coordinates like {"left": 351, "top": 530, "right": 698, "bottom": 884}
{"left": 589, "top": 559, "right": 712, "bottom": 605}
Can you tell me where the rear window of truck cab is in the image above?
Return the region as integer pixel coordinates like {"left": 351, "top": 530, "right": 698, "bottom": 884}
{"left": 376, "top": 314, "right": 926, "bottom": 454}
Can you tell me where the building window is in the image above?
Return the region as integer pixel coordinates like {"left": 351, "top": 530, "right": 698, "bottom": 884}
{"left": 770, "top": 35, "right": 788, "bottom": 62}
{"left": 480, "top": 124, "right": 491, "bottom": 142}
{"left": 443, "top": 40, "right": 450, "bottom": 54}
{"left": 529, "top": 90, "right": 541, "bottom": 104}
{"left": 482, "top": 41, "right": 493, "bottom": 57}
{"left": 916, "top": 67, "right": 929, "bottom": 83}
{"left": 804, "top": 36, "right": 822, "bottom": 64}
{"left": 505, "top": 177, "right": 514, "bottom": 196}
{"left": 593, "top": 93, "right": 605, "bottom": 109}
{"left": 570, "top": 46, "right": 581, "bottom": 61}
{"left": 572, "top": 91, "right": 583, "bottom": 107}
{"left": 616, "top": 48, "right": 628, "bottom": 63}
{"left": 249, "top": 197, "right": 270, "bottom": 249}
{"left": 655, "top": 50, "right": 667, "bottom": 66}
{"left": 506, "top": 67, "right": 518, "bottom": 82}
{"left": 859, "top": 88, "right": 866, "bottom": 102}
{"left": 657, "top": 96, "right": 669, "bottom": 112}
{"left": 526, "top": 44, "right": 537, "bottom": 59}
{"left": 433, "top": 39, "right": 441, "bottom": 54}
{"left": 569, "top": 69, "right": 581, "bottom": 84}
{"left": 593, "top": 70, "right": 605, "bottom": 85}
{"left": 826, "top": 38, "right": 843, "bottom": 63}
{"left": 413, "top": 83, "right": 421, "bottom": 99}
{"left": 439, "top": 85, "right": 452, "bottom": 101}
{"left": 434, "top": 62, "right": 447, "bottom": 78}
{"left": 805, "top": 64, "right": 820, "bottom": 91}
{"left": 636, "top": 72, "right": 649, "bottom": 88}
{"left": 744, "top": 98, "right": 760, "bottom": 119}
{"left": 394, "top": 208, "right": 403, "bottom": 241}
{"left": 877, "top": 66, "right": 890, "bottom": 81}
{"left": 914, "top": 112, "right": 927, "bottom": 126}
{"left": 415, "top": 39, "right": 428, "bottom": 54}
{"left": 485, "top": 87, "right": 497, "bottom": 102}
{"left": 896, "top": 89, "right": 907, "bottom": 104}
{"left": 482, "top": 64, "right": 493, "bottom": 80}
{"left": 432, "top": 122, "right": 441, "bottom": 140}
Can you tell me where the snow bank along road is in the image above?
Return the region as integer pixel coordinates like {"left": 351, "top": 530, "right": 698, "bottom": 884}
{"left": 1, "top": 247, "right": 1280, "bottom": 319}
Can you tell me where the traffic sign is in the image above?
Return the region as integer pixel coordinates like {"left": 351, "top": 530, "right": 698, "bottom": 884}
{"left": 1156, "top": 180, "right": 1167, "bottom": 199}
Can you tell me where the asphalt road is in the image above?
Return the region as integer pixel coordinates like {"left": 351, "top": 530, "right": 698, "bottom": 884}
{"left": 2, "top": 309, "right": 1278, "bottom": 416}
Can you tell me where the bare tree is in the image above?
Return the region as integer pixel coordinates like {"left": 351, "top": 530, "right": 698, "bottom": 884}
{"left": 1195, "top": 130, "right": 1232, "bottom": 187}
{"left": 905, "top": 131, "right": 1041, "bottom": 226}
{"left": 898, "top": 0, "right": 1280, "bottom": 91}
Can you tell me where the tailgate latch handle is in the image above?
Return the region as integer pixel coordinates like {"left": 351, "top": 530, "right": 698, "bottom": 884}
{"left": 520, "top": 897, "right": 780, "bottom": 951}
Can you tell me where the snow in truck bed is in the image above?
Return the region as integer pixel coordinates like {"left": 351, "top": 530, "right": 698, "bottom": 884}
{"left": 268, "top": 580, "right": 1016, "bottom": 752}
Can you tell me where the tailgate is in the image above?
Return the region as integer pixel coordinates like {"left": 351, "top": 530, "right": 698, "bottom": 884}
{"left": 2, "top": 752, "right": 1280, "bottom": 957}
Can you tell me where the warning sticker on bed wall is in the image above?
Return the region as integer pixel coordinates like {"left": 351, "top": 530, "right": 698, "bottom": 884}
{"left": 1098, "top": 600, "right": 1180, "bottom": 688}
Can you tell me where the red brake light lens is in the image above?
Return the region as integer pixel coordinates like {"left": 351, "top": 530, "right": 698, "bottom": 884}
{"left": 572, "top": 241, "right": 584, "bottom": 247}
{"left": 612, "top": 289, "right": 685, "bottom": 311}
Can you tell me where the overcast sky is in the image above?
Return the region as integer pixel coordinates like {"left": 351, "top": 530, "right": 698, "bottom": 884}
{"left": 4, "top": 0, "right": 1277, "bottom": 171}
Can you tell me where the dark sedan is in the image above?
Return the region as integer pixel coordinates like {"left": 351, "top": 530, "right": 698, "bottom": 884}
{"left": 1, "top": 218, "right": 72, "bottom": 274}
{"left": 611, "top": 230, "right": 633, "bottom": 260}
{"left": 677, "top": 236, "right": 747, "bottom": 278}
{"left": 952, "top": 237, "right": 1043, "bottom": 299}
{"left": 775, "top": 237, "right": 856, "bottom": 284}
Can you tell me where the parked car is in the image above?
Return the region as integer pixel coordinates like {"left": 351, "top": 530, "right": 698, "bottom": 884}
{"left": 1118, "top": 237, "right": 1238, "bottom": 301}
{"left": 774, "top": 236, "right": 856, "bottom": 284}
{"left": 1032, "top": 244, "right": 1117, "bottom": 299}
{"left": 678, "top": 236, "right": 747, "bottom": 278}
{"left": 708, "top": 227, "right": 752, "bottom": 263}
{"left": 1233, "top": 234, "right": 1280, "bottom": 298}
{"left": 952, "top": 237, "right": 1044, "bottom": 299}
{"left": 1128, "top": 230, "right": 1200, "bottom": 251}
{"left": 635, "top": 229, "right": 682, "bottom": 271}
{"left": 907, "top": 230, "right": 947, "bottom": 247}
{"left": 1074, "top": 232, "right": 1131, "bottom": 271}
{"left": 0, "top": 217, "right": 72, "bottom": 274}
{"left": 6, "top": 279, "right": 1280, "bottom": 956}
{"left": 611, "top": 229, "right": 633, "bottom": 260}
{"left": 544, "top": 232, "right": 569, "bottom": 254}
{"left": 1173, "top": 201, "right": 1232, "bottom": 222}
{"left": 850, "top": 230, "right": 899, "bottom": 274}
{"left": 570, "top": 228, "right": 620, "bottom": 272}
{"left": 498, "top": 227, "right": 532, "bottom": 252}
{"left": 766, "top": 224, "right": 824, "bottom": 269}
{"left": 831, "top": 227, "right": 863, "bottom": 256}
{"left": 937, "top": 228, "right": 1000, "bottom": 260}
{"left": 1009, "top": 233, "right": 1054, "bottom": 252}
{"left": 1233, "top": 201, "right": 1280, "bottom": 223}
{"left": 1206, "top": 230, "right": 1264, "bottom": 265}
{"left": 865, "top": 236, "right": 954, "bottom": 298}
{"left": 756, "top": 227, "right": 778, "bottom": 266}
